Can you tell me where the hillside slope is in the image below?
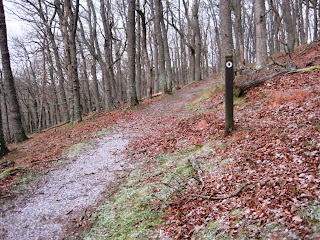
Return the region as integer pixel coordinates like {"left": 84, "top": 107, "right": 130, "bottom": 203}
{"left": 0, "top": 41, "right": 319, "bottom": 239}
{"left": 85, "top": 42, "right": 320, "bottom": 239}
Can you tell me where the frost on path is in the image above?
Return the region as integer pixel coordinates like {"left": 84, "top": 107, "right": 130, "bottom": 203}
{"left": 0, "top": 132, "right": 131, "bottom": 240}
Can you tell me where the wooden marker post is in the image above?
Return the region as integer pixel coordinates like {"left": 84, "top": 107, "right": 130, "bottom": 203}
{"left": 225, "top": 55, "right": 234, "bottom": 136}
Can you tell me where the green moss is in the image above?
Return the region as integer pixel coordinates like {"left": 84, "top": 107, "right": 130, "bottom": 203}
{"left": 192, "top": 221, "right": 221, "bottom": 240}
{"left": 0, "top": 166, "right": 26, "bottom": 180}
{"left": 218, "top": 157, "right": 234, "bottom": 167}
{"left": 84, "top": 137, "right": 247, "bottom": 239}
{"left": 233, "top": 96, "right": 246, "bottom": 105}
{"left": 67, "top": 140, "right": 91, "bottom": 157}
{"left": 186, "top": 83, "right": 223, "bottom": 112}
{"left": 296, "top": 65, "right": 320, "bottom": 73}
{"left": 231, "top": 208, "right": 242, "bottom": 217}
{"left": 83, "top": 147, "right": 211, "bottom": 239}
{"left": 91, "top": 125, "right": 118, "bottom": 138}
{"left": 18, "top": 171, "right": 38, "bottom": 185}
{"left": 298, "top": 200, "right": 320, "bottom": 224}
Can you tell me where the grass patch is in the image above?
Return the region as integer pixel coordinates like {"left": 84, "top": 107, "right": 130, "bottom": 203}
{"left": 67, "top": 140, "right": 91, "bottom": 157}
{"left": 91, "top": 125, "right": 117, "bottom": 138}
{"left": 83, "top": 146, "right": 209, "bottom": 239}
{"left": 192, "top": 221, "right": 221, "bottom": 240}
{"left": 298, "top": 200, "right": 320, "bottom": 224}
{"left": 186, "top": 84, "right": 223, "bottom": 112}
{"left": 234, "top": 95, "right": 246, "bottom": 105}
{"left": 0, "top": 166, "right": 26, "bottom": 180}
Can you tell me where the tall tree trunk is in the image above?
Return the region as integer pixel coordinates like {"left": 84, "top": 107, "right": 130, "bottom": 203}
{"left": 37, "top": 2, "right": 70, "bottom": 122}
{"left": 136, "top": 12, "right": 142, "bottom": 101}
{"left": 99, "top": 0, "right": 114, "bottom": 110}
{"left": 152, "top": 26, "right": 160, "bottom": 94}
{"left": 313, "top": 0, "right": 318, "bottom": 40}
{"left": 297, "top": 0, "right": 305, "bottom": 44}
{"left": 0, "top": 0, "right": 28, "bottom": 143}
{"left": 220, "top": 0, "right": 234, "bottom": 135}
{"left": 192, "top": 0, "right": 202, "bottom": 82}
{"left": 154, "top": 0, "right": 167, "bottom": 94}
{"left": 38, "top": 45, "right": 46, "bottom": 132}
{"left": 292, "top": 0, "right": 299, "bottom": 46}
{"left": 305, "top": 0, "right": 310, "bottom": 44}
{"left": 0, "top": 85, "right": 9, "bottom": 157}
{"left": 136, "top": 6, "right": 153, "bottom": 99}
{"left": 79, "top": 41, "right": 92, "bottom": 113}
{"left": 254, "top": 0, "right": 268, "bottom": 68}
{"left": 67, "top": 0, "right": 82, "bottom": 124}
{"left": 46, "top": 44, "right": 61, "bottom": 124}
{"left": 0, "top": 78, "right": 11, "bottom": 142}
{"left": 179, "top": 0, "right": 187, "bottom": 85}
{"left": 220, "top": 0, "right": 234, "bottom": 77}
{"left": 282, "top": 0, "right": 295, "bottom": 53}
{"left": 80, "top": 0, "right": 102, "bottom": 111}
{"left": 233, "top": 0, "right": 245, "bottom": 66}
{"left": 127, "top": 0, "right": 139, "bottom": 107}
{"left": 160, "top": 0, "right": 173, "bottom": 92}
{"left": 0, "top": 70, "right": 9, "bottom": 156}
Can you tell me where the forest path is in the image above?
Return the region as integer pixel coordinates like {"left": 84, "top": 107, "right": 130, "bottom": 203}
{"left": 0, "top": 77, "right": 219, "bottom": 240}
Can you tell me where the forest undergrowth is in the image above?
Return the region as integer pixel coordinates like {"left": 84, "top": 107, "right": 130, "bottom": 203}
{"left": 0, "top": 42, "right": 320, "bottom": 239}
{"left": 83, "top": 42, "right": 320, "bottom": 239}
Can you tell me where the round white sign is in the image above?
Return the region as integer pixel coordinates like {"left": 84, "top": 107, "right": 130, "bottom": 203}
{"left": 226, "top": 61, "right": 233, "bottom": 68}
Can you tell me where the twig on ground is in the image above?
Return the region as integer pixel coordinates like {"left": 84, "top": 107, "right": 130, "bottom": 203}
{"left": 30, "top": 159, "right": 60, "bottom": 165}
{"left": 128, "top": 149, "right": 147, "bottom": 156}
{"left": 188, "top": 182, "right": 251, "bottom": 201}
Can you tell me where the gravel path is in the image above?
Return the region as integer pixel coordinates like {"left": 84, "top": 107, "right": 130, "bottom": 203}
{"left": 0, "top": 78, "right": 219, "bottom": 240}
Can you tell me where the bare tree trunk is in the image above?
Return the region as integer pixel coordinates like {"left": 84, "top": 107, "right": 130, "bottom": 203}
{"left": 80, "top": 0, "right": 102, "bottom": 112}
{"left": 313, "top": 0, "right": 318, "bottom": 40}
{"left": 152, "top": 28, "right": 160, "bottom": 94}
{"left": 35, "top": 1, "right": 70, "bottom": 122}
{"left": 179, "top": 0, "right": 187, "bottom": 85}
{"left": 99, "top": 0, "right": 114, "bottom": 110}
{"left": 160, "top": 0, "right": 173, "bottom": 92}
{"left": 79, "top": 41, "right": 92, "bottom": 113}
{"left": 0, "top": 0, "right": 28, "bottom": 143}
{"left": 67, "top": 0, "right": 82, "bottom": 124}
{"left": 0, "top": 80, "right": 9, "bottom": 156}
{"left": 220, "top": 0, "right": 234, "bottom": 135}
{"left": 220, "top": 0, "right": 234, "bottom": 77}
{"left": 0, "top": 78, "right": 11, "bottom": 142}
{"left": 282, "top": 0, "right": 295, "bottom": 53}
{"left": 46, "top": 44, "right": 61, "bottom": 125}
{"left": 154, "top": 0, "right": 167, "bottom": 94}
{"left": 254, "top": 0, "right": 268, "bottom": 68}
{"left": 292, "top": 0, "right": 299, "bottom": 46}
{"left": 233, "top": 0, "right": 245, "bottom": 66}
{"left": 38, "top": 45, "right": 46, "bottom": 132}
{"left": 0, "top": 70, "right": 9, "bottom": 156}
{"left": 127, "top": 0, "right": 139, "bottom": 107}
{"left": 136, "top": 12, "right": 142, "bottom": 101}
{"left": 297, "top": 0, "right": 305, "bottom": 44}
{"left": 305, "top": 0, "right": 310, "bottom": 44}
{"left": 136, "top": 6, "right": 153, "bottom": 99}
{"left": 192, "top": 0, "right": 202, "bottom": 82}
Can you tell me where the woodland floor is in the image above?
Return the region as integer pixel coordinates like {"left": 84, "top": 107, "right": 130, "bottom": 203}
{"left": 0, "top": 41, "right": 320, "bottom": 240}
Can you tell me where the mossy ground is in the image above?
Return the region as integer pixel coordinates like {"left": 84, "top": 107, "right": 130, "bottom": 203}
{"left": 67, "top": 140, "right": 92, "bottom": 157}
{"left": 83, "top": 144, "right": 219, "bottom": 239}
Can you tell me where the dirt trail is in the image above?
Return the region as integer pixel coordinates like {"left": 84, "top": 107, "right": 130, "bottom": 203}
{"left": 0, "top": 78, "right": 218, "bottom": 240}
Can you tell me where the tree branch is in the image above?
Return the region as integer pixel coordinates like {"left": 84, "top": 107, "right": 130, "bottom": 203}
{"left": 188, "top": 182, "right": 251, "bottom": 200}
